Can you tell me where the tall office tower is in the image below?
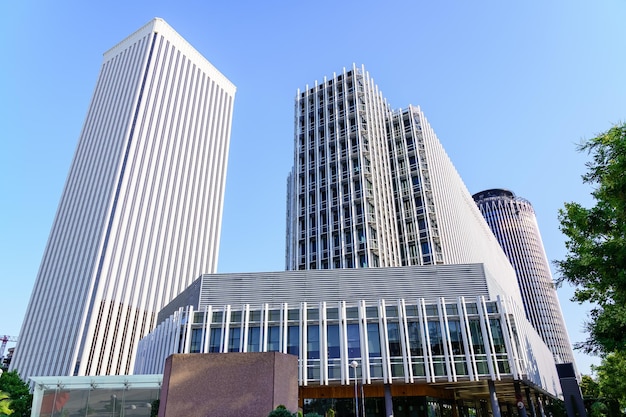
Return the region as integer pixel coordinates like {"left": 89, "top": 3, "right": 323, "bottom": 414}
{"left": 473, "top": 189, "right": 575, "bottom": 364}
{"left": 11, "top": 18, "right": 236, "bottom": 379}
{"left": 286, "top": 65, "right": 518, "bottom": 298}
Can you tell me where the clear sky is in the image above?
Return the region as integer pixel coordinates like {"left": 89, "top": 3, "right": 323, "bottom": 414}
{"left": 1, "top": 1, "right": 625, "bottom": 375}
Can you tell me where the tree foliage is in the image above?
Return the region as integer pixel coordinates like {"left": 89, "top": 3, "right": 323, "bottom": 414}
{"left": 0, "top": 371, "right": 31, "bottom": 417}
{"left": 268, "top": 405, "right": 297, "bottom": 417}
{"left": 555, "top": 122, "right": 626, "bottom": 355}
{"left": 595, "top": 351, "right": 626, "bottom": 412}
{"left": 580, "top": 375, "right": 601, "bottom": 399}
{"left": 0, "top": 390, "right": 13, "bottom": 415}
{"left": 150, "top": 399, "right": 159, "bottom": 417}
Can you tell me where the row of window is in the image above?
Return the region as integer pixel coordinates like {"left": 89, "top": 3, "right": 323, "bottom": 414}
{"left": 136, "top": 299, "right": 518, "bottom": 383}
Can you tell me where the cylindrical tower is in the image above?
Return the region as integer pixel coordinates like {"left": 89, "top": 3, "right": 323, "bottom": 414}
{"left": 473, "top": 189, "right": 575, "bottom": 364}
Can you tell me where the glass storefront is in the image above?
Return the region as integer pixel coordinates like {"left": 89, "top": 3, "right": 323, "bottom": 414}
{"left": 30, "top": 375, "right": 162, "bottom": 417}
{"left": 302, "top": 396, "right": 459, "bottom": 417}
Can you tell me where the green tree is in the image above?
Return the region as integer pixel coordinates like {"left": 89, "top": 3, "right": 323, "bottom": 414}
{"left": 0, "top": 371, "right": 31, "bottom": 417}
{"left": 268, "top": 405, "right": 296, "bottom": 417}
{"left": 580, "top": 375, "right": 606, "bottom": 417}
{"left": 580, "top": 375, "right": 601, "bottom": 399}
{"left": 150, "top": 399, "right": 159, "bottom": 417}
{"left": 0, "top": 390, "right": 13, "bottom": 415}
{"left": 555, "top": 122, "right": 626, "bottom": 355}
{"left": 595, "top": 351, "right": 626, "bottom": 412}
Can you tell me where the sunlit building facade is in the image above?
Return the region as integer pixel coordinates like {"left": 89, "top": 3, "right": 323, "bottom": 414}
{"left": 473, "top": 189, "right": 575, "bottom": 364}
{"left": 135, "top": 265, "right": 562, "bottom": 417}
{"left": 285, "top": 66, "right": 518, "bottom": 299}
{"left": 11, "top": 18, "right": 235, "bottom": 379}
{"left": 130, "top": 67, "right": 571, "bottom": 417}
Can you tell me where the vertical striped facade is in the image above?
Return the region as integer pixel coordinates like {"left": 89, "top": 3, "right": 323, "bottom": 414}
{"left": 285, "top": 65, "right": 521, "bottom": 306}
{"left": 286, "top": 65, "right": 399, "bottom": 271}
{"left": 473, "top": 189, "right": 575, "bottom": 364}
{"left": 135, "top": 296, "right": 559, "bottom": 392}
{"left": 11, "top": 18, "right": 235, "bottom": 379}
{"left": 133, "top": 265, "right": 561, "bottom": 399}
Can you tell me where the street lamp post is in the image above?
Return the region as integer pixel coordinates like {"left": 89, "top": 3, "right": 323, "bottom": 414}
{"left": 350, "top": 360, "right": 359, "bottom": 417}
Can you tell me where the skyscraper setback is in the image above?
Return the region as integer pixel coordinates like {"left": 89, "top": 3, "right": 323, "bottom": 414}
{"left": 285, "top": 65, "right": 519, "bottom": 301}
{"left": 11, "top": 18, "right": 235, "bottom": 378}
{"left": 473, "top": 189, "right": 575, "bottom": 364}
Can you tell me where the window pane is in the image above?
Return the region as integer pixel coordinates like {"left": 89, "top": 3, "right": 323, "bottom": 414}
{"left": 387, "top": 322, "right": 402, "bottom": 356}
{"left": 428, "top": 321, "right": 443, "bottom": 355}
{"left": 287, "top": 326, "right": 299, "bottom": 355}
{"left": 327, "top": 324, "right": 340, "bottom": 358}
{"left": 209, "top": 328, "right": 221, "bottom": 353}
{"left": 268, "top": 326, "right": 281, "bottom": 352}
{"left": 489, "top": 319, "right": 506, "bottom": 353}
{"left": 190, "top": 328, "right": 203, "bottom": 353}
{"left": 407, "top": 321, "right": 422, "bottom": 356}
{"left": 469, "top": 320, "right": 485, "bottom": 354}
{"left": 367, "top": 323, "right": 381, "bottom": 357}
{"left": 228, "top": 327, "right": 241, "bottom": 352}
{"left": 448, "top": 320, "right": 464, "bottom": 355}
{"left": 308, "top": 325, "right": 320, "bottom": 359}
{"left": 347, "top": 324, "right": 361, "bottom": 359}
{"left": 247, "top": 327, "right": 261, "bottom": 352}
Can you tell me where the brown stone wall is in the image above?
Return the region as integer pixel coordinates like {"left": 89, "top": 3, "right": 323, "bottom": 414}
{"left": 158, "top": 352, "right": 298, "bottom": 417}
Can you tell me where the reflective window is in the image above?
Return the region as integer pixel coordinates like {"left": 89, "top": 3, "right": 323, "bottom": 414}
{"left": 407, "top": 321, "right": 422, "bottom": 356}
{"left": 267, "top": 326, "right": 281, "bottom": 352}
{"left": 347, "top": 324, "right": 361, "bottom": 359}
{"left": 387, "top": 322, "right": 402, "bottom": 356}
{"left": 327, "top": 324, "right": 340, "bottom": 358}
{"left": 288, "top": 309, "right": 299, "bottom": 321}
{"left": 209, "top": 328, "right": 221, "bottom": 353}
{"left": 190, "top": 328, "right": 203, "bottom": 353}
{"left": 287, "top": 325, "right": 299, "bottom": 355}
{"left": 428, "top": 321, "right": 443, "bottom": 355}
{"left": 247, "top": 326, "right": 261, "bottom": 352}
{"left": 448, "top": 320, "right": 464, "bottom": 355}
{"left": 228, "top": 327, "right": 241, "bottom": 352}
{"left": 367, "top": 323, "right": 381, "bottom": 357}
{"left": 230, "top": 311, "right": 242, "bottom": 323}
{"left": 366, "top": 306, "right": 378, "bottom": 318}
{"left": 307, "top": 325, "right": 320, "bottom": 359}
{"left": 489, "top": 319, "right": 506, "bottom": 353}
{"left": 469, "top": 319, "right": 489, "bottom": 374}
{"left": 346, "top": 307, "right": 359, "bottom": 319}
{"left": 36, "top": 386, "right": 160, "bottom": 417}
{"left": 469, "top": 320, "right": 485, "bottom": 354}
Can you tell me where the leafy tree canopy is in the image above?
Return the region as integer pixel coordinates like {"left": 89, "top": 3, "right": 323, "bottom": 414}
{"left": 268, "top": 405, "right": 297, "bottom": 417}
{"left": 0, "top": 371, "right": 31, "bottom": 417}
{"left": 555, "top": 122, "right": 626, "bottom": 355}
{"left": 594, "top": 351, "right": 626, "bottom": 411}
{"left": 580, "top": 375, "right": 601, "bottom": 399}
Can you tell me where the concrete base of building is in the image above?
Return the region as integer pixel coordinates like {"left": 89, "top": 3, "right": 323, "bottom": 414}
{"left": 158, "top": 352, "right": 298, "bottom": 417}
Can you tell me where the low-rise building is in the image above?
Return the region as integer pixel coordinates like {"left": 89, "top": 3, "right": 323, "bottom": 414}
{"left": 134, "top": 264, "right": 562, "bottom": 417}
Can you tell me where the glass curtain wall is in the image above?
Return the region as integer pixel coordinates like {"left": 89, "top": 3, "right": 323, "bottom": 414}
{"left": 161, "top": 296, "right": 521, "bottom": 386}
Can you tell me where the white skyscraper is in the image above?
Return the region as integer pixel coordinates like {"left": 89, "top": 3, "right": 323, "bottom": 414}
{"left": 11, "top": 18, "right": 235, "bottom": 378}
{"left": 473, "top": 189, "right": 575, "bottom": 364}
{"left": 285, "top": 65, "right": 519, "bottom": 303}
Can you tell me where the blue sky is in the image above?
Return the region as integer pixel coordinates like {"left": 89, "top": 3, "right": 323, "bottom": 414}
{"left": 1, "top": 1, "right": 625, "bottom": 375}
